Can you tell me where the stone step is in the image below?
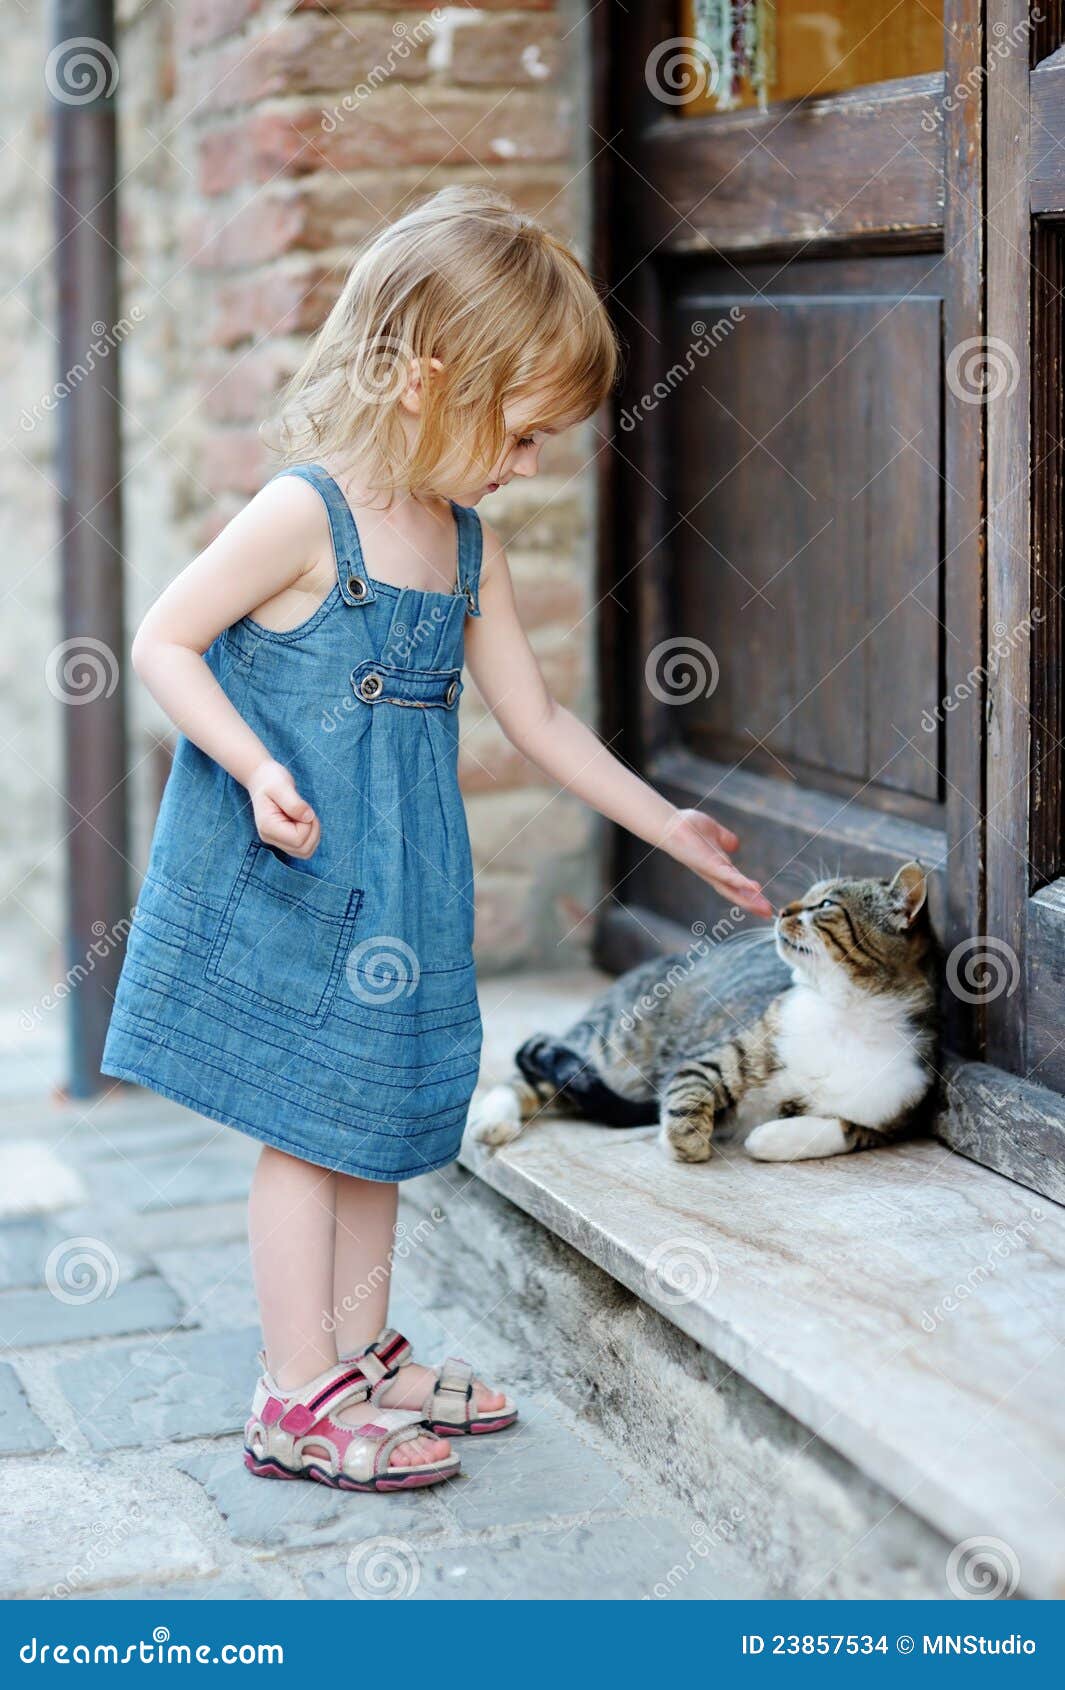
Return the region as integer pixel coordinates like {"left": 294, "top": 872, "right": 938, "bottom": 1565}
{"left": 455, "top": 970, "right": 1065, "bottom": 1600}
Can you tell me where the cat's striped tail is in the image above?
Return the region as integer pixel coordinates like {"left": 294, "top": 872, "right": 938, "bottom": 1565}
{"left": 469, "top": 1032, "right": 656, "bottom": 1148}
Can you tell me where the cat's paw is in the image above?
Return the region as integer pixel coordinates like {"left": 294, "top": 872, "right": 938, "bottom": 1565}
{"left": 659, "top": 1117, "right": 714, "bottom": 1163}
{"left": 469, "top": 1084, "right": 524, "bottom": 1147}
{"left": 745, "top": 1116, "right": 849, "bottom": 1161}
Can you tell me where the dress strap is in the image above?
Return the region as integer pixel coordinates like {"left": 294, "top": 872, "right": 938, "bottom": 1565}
{"left": 272, "top": 463, "right": 377, "bottom": 607}
{"left": 451, "top": 502, "right": 483, "bottom": 618}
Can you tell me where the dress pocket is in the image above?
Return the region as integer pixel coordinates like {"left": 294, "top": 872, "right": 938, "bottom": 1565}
{"left": 205, "top": 841, "right": 362, "bottom": 1026}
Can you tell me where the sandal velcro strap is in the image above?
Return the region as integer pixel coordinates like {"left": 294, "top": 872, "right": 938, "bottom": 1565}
{"left": 344, "top": 1327, "right": 413, "bottom": 1388}
{"left": 271, "top": 1359, "right": 369, "bottom": 1433}
{"left": 368, "top": 1327, "right": 413, "bottom": 1371}
{"left": 429, "top": 1357, "right": 474, "bottom": 1422}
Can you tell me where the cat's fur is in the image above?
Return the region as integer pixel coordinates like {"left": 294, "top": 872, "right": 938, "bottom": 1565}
{"left": 471, "top": 862, "right": 940, "bottom": 1163}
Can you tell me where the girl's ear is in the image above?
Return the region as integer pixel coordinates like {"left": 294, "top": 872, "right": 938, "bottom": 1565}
{"left": 888, "top": 860, "right": 928, "bottom": 927}
{"left": 399, "top": 355, "right": 444, "bottom": 416}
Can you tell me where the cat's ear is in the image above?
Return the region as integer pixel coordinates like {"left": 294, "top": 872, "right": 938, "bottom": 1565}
{"left": 888, "top": 860, "right": 928, "bottom": 928}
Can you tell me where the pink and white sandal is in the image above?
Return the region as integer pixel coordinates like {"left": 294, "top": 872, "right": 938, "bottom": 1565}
{"left": 243, "top": 1353, "right": 461, "bottom": 1491}
{"left": 351, "top": 1327, "right": 519, "bottom": 1437}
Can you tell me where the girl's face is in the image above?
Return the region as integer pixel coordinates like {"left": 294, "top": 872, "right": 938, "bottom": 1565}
{"left": 454, "top": 402, "right": 555, "bottom": 506}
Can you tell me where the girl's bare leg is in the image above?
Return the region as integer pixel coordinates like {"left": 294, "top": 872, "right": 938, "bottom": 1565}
{"left": 332, "top": 1171, "right": 506, "bottom": 1419}
{"left": 249, "top": 1144, "right": 337, "bottom": 1387}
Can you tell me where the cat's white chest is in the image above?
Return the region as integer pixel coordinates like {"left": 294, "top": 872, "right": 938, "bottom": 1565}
{"left": 772, "top": 986, "right": 925, "bottom": 1127}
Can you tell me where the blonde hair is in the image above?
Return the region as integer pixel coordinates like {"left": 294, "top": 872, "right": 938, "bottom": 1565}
{"left": 271, "top": 186, "right": 618, "bottom": 495}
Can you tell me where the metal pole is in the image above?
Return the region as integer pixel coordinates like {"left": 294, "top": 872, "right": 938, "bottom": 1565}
{"left": 50, "top": 2, "right": 129, "bottom": 1096}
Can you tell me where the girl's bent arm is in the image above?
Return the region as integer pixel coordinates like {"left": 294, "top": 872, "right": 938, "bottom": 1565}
{"left": 464, "top": 529, "right": 772, "bottom": 918}
{"left": 130, "top": 478, "right": 327, "bottom": 857}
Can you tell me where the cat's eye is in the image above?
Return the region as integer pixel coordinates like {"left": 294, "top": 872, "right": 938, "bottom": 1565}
{"left": 817, "top": 898, "right": 836, "bottom": 910}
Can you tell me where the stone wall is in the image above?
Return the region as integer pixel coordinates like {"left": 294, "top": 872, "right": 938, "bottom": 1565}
{"left": 3, "top": 2, "right": 601, "bottom": 1030}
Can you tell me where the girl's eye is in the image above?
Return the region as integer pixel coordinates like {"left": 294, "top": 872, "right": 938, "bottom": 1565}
{"left": 515, "top": 435, "right": 537, "bottom": 449}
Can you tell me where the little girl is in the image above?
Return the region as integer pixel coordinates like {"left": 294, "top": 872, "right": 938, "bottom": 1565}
{"left": 102, "top": 188, "right": 770, "bottom": 1492}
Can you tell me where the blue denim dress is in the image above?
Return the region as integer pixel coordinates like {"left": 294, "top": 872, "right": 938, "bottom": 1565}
{"left": 102, "top": 465, "right": 484, "bottom": 1181}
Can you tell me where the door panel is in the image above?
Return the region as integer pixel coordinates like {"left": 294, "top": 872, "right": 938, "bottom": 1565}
{"left": 669, "top": 270, "right": 943, "bottom": 807}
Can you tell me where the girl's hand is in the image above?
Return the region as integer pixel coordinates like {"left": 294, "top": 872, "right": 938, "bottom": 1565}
{"left": 661, "top": 808, "right": 773, "bottom": 918}
{"left": 248, "top": 760, "right": 320, "bottom": 860}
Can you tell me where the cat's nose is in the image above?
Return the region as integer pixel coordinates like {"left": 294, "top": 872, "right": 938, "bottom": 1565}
{"left": 780, "top": 900, "right": 801, "bottom": 918}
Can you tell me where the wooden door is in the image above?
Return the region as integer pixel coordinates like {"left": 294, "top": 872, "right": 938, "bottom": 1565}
{"left": 595, "top": 2, "right": 983, "bottom": 1036}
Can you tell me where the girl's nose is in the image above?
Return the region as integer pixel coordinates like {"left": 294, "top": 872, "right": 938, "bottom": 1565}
{"left": 511, "top": 448, "right": 541, "bottom": 480}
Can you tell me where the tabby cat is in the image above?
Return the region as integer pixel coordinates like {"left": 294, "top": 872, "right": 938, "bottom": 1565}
{"left": 471, "top": 862, "right": 939, "bottom": 1163}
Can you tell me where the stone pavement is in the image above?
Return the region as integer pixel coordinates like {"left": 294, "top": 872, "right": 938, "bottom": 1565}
{"left": 0, "top": 1064, "right": 756, "bottom": 1601}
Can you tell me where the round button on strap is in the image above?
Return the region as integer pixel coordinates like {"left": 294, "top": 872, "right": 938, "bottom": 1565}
{"left": 445, "top": 680, "right": 458, "bottom": 707}
{"left": 359, "top": 672, "right": 383, "bottom": 701}
{"left": 347, "top": 574, "right": 368, "bottom": 601}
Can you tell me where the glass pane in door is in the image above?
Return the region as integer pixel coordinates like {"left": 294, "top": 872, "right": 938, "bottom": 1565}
{"left": 677, "top": 1, "right": 944, "bottom": 114}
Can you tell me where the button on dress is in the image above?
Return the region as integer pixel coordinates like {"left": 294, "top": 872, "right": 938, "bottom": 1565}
{"left": 102, "top": 465, "right": 484, "bottom": 1181}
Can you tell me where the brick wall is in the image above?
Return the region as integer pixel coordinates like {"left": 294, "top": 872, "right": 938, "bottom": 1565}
{"left": 174, "top": 0, "right": 602, "bottom": 973}
{"left": 3, "top": 1, "right": 600, "bottom": 1026}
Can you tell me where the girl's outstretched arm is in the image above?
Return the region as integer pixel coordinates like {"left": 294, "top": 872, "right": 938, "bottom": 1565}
{"left": 464, "top": 526, "right": 773, "bottom": 918}
{"left": 130, "top": 477, "right": 328, "bottom": 858}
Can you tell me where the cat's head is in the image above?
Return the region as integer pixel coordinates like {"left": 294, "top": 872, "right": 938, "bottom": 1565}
{"left": 774, "top": 862, "right": 934, "bottom": 996}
